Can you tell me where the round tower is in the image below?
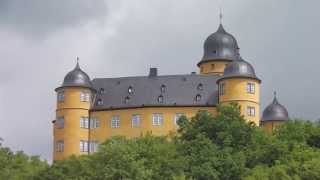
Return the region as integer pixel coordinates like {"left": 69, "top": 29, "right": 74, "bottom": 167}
{"left": 260, "top": 92, "right": 289, "bottom": 133}
{"left": 217, "top": 57, "right": 261, "bottom": 125}
{"left": 198, "top": 23, "right": 239, "bottom": 75}
{"left": 53, "top": 59, "right": 96, "bottom": 161}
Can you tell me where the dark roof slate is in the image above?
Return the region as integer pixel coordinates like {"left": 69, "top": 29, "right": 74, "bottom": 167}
{"left": 91, "top": 74, "right": 219, "bottom": 110}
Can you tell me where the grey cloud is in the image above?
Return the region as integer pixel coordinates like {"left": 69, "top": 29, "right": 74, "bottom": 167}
{"left": 0, "top": 0, "right": 108, "bottom": 38}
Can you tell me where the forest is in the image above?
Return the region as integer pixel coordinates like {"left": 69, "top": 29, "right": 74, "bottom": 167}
{"left": 1, "top": 104, "right": 320, "bottom": 180}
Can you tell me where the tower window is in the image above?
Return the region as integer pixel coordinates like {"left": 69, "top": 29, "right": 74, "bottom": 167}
{"left": 160, "top": 84, "right": 166, "bottom": 93}
{"left": 128, "top": 86, "right": 133, "bottom": 94}
{"left": 211, "top": 64, "right": 215, "bottom": 70}
{"left": 197, "top": 83, "right": 203, "bottom": 91}
{"left": 56, "top": 117, "right": 64, "bottom": 129}
{"left": 157, "top": 95, "right": 164, "bottom": 103}
{"left": 80, "top": 91, "right": 90, "bottom": 102}
{"left": 247, "top": 106, "right": 255, "bottom": 117}
{"left": 80, "top": 140, "right": 89, "bottom": 152}
{"left": 174, "top": 113, "right": 185, "bottom": 125}
{"left": 97, "top": 99, "right": 103, "bottom": 106}
{"left": 111, "top": 115, "right": 120, "bottom": 128}
{"left": 247, "top": 82, "right": 255, "bottom": 94}
{"left": 80, "top": 117, "right": 89, "bottom": 129}
{"left": 90, "top": 117, "right": 100, "bottom": 129}
{"left": 57, "top": 91, "right": 64, "bottom": 102}
{"left": 56, "top": 140, "right": 64, "bottom": 152}
{"left": 132, "top": 114, "right": 141, "bottom": 128}
{"left": 219, "top": 83, "right": 225, "bottom": 96}
{"left": 152, "top": 113, "right": 163, "bottom": 126}
{"left": 195, "top": 94, "right": 201, "bottom": 102}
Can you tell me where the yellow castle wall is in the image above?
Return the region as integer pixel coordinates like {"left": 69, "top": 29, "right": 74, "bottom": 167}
{"left": 199, "top": 61, "right": 229, "bottom": 75}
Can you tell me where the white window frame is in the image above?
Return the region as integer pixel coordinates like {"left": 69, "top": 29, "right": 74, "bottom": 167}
{"left": 89, "top": 141, "right": 99, "bottom": 153}
{"left": 57, "top": 91, "right": 64, "bottom": 102}
{"left": 80, "top": 140, "right": 89, "bottom": 152}
{"left": 219, "top": 83, "right": 225, "bottom": 96}
{"left": 56, "top": 140, "right": 64, "bottom": 152}
{"left": 247, "top": 82, "right": 255, "bottom": 94}
{"left": 56, "top": 117, "right": 64, "bottom": 129}
{"left": 80, "top": 117, "right": 89, "bottom": 129}
{"left": 174, "top": 113, "right": 185, "bottom": 125}
{"left": 247, "top": 106, "right": 255, "bottom": 117}
{"left": 132, "top": 114, "right": 141, "bottom": 128}
{"left": 90, "top": 117, "right": 100, "bottom": 129}
{"left": 111, "top": 115, "right": 120, "bottom": 128}
{"left": 80, "top": 91, "right": 90, "bottom": 102}
{"left": 152, "top": 113, "right": 163, "bottom": 126}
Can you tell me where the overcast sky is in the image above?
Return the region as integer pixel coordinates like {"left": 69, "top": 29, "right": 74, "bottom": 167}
{"left": 0, "top": 0, "right": 319, "bottom": 161}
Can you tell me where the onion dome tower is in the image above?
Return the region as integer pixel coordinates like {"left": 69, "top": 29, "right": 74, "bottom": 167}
{"left": 198, "top": 22, "right": 239, "bottom": 75}
{"left": 53, "top": 58, "right": 95, "bottom": 161}
{"left": 217, "top": 57, "right": 261, "bottom": 125}
{"left": 260, "top": 92, "right": 289, "bottom": 133}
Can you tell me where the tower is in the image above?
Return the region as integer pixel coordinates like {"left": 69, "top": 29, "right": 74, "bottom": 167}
{"left": 197, "top": 23, "right": 239, "bottom": 75}
{"left": 260, "top": 93, "right": 289, "bottom": 133}
{"left": 53, "top": 60, "right": 95, "bottom": 161}
{"left": 217, "top": 57, "right": 261, "bottom": 125}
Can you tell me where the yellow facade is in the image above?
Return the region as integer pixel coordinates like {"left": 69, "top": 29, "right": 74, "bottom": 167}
{"left": 218, "top": 78, "right": 260, "bottom": 125}
{"left": 199, "top": 61, "right": 229, "bottom": 75}
{"left": 260, "top": 121, "right": 285, "bottom": 134}
{"left": 54, "top": 87, "right": 92, "bottom": 160}
{"left": 89, "top": 107, "right": 217, "bottom": 145}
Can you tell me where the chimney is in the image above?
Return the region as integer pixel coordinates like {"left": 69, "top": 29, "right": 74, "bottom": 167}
{"left": 149, "top": 68, "right": 158, "bottom": 77}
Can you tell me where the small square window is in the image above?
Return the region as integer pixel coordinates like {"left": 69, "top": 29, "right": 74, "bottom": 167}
{"left": 247, "top": 106, "right": 255, "bottom": 117}
{"left": 111, "top": 116, "right": 120, "bottom": 128}
{"left": 152, "top": 113, "right": 163, "bottom": 126}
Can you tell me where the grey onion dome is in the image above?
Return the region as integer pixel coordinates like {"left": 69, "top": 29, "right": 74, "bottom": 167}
{"left": 217, "top": 57, "right": 260, "bottom": 82}
{"left": 261, "top": 94, "right": 289, "bottom": 122}
{"left": 198, "top": 23, "right": 239, "bottom": 66}
{"left": 59, "top": 62, "right": 94, "bottom": 90}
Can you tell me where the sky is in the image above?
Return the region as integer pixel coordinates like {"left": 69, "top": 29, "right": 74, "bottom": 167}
{"left": 0, "top": 0, "right": 319, "bottom": 161}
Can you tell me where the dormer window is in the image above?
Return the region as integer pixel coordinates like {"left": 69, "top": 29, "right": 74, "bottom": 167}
{"left": 128, "top": 86, "right": 133, "bottom": 94}
{"left": 195, "top": 94, "right": 201, "bottom": 102}
{"left": 197, "top": 83, "right": 203, "bottom": 91}
{"left": 213, "top": 50, "right": 217, "bottom": 54}
{"left": 124, "top": 96, "right": 130, "bottom": 104}
{"left": 160, "top": 84, "right": 166, "bottom": 93}
{"left": 99, "top": 88, "right": 105, "bottom": 94}
{"left": 97, "top": 99, "right": 103, "bottom": 106}
{"left": 157, "top": 95, "right": 164, "bottom": 103}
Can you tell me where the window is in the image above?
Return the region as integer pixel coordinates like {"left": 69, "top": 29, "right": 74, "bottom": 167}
{"left": 247, "top": 106, "right": 255, "bottom": 116}
{"left": 197, "top": 83, "right": 203, "bottom": 91}
{"left": 111, "top": 115, "right": 120, "bottom": 128}
{"left": 160, "top": 84, "right": 166, "bottom": 93}
{"left": 90, "top": 117, "right": 100, "bottom": 129}
{"left": 80, "top": 140, "right": 89, "bottom": 152}
{"left": 80, "top": 91, "right": 90, "bottom": 102}
{"left": 57, "top": 91, "right": 64, "bottom": 102}
{"left": 56, "top": 117, "right": 64, "bottom": 129}
{"left": 157, "top": 95, "right": 164, "bottom": 103}
{"left": 174, "top": 113, "right": 185, "bottom": 125}
{"left": 132, "top": 114, "right": 141, "bottom": 127}
{"left": 128, "top": 86, "right": 133, "bottom": 94}
{"left": 99, "top": 88, "right": 105, "bottom": 94}
{"left": 247, "top": 82, "right": 255, "bottom": 94}
{"left": 195, "top": 94, "right": 201, "bottom": 102}
{"left": 152, "top": 113, "right": 163, "bottom": 126}
{"left": 89, "top": 141, "right": 99, "bottom": 153}
{"left": 124, "top": 96, "right": 130, "bottom": 104}
{"left": 56, "top": 140, "right": 64, "bottom": 152}
{"left": 211, "top": 64, "right": 215, "bottom": 70}
{"left": 80, "top": 117, "right": 89, "bottom": 129}
{"left": 219, "top": 83, "right": 225, "bottom": 96}
{"left": 97, "top": 99, "right": 103, "bottom": 106}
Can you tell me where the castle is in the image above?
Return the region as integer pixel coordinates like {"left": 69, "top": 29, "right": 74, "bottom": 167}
{"left": 53, "top": 22, "right": 289, "bottom": 161}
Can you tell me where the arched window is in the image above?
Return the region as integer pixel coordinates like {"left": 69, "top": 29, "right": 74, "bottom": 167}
{"left": 195, "top": 94, "right": 201, "bottom": 102}
{"left": 157, "top": 95, "right": 164, "bottom": 103}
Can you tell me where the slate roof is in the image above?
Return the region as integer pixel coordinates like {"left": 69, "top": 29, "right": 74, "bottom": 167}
{"left": 91, "top": 74, "right": 219, "bottom": 111}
